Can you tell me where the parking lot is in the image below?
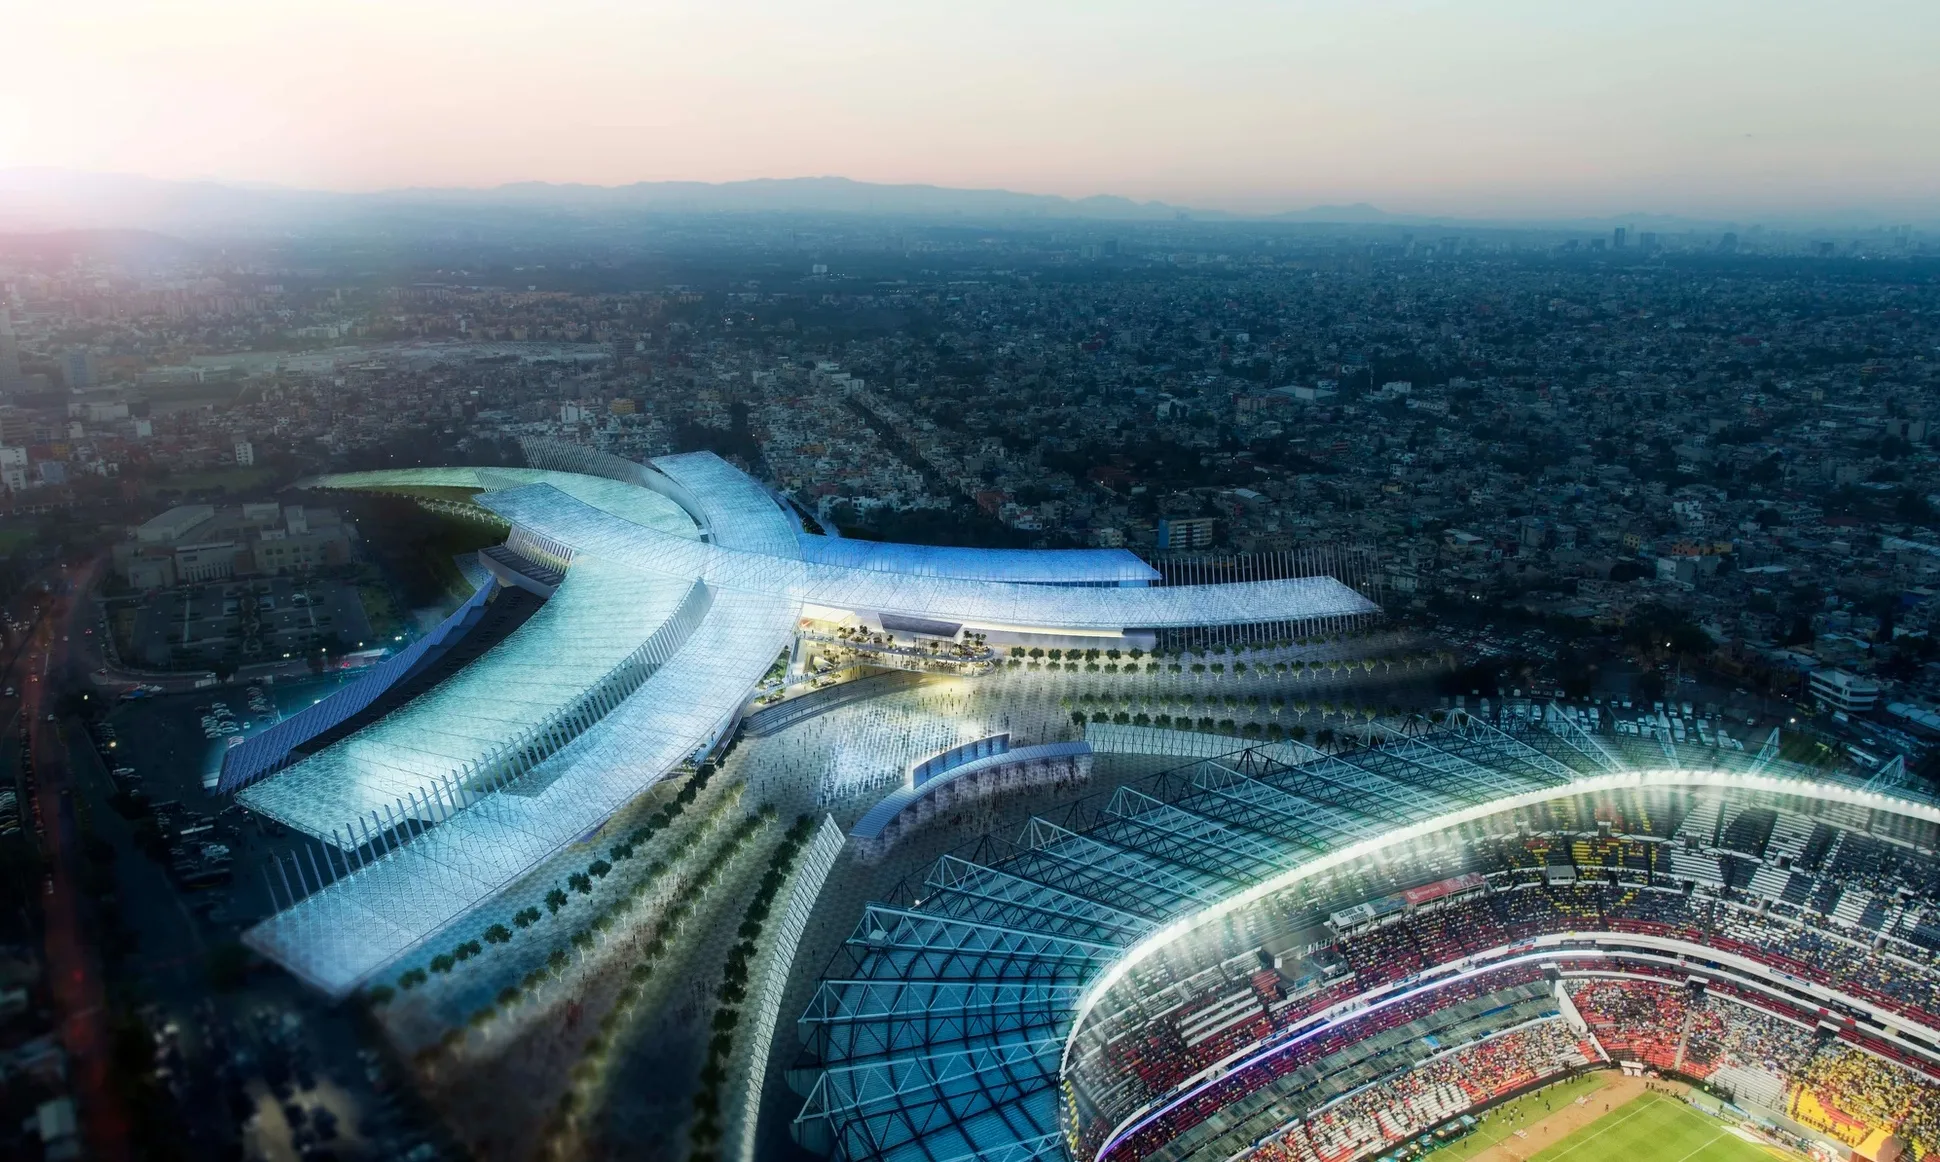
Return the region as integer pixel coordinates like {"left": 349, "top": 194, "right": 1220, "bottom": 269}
{"left": 118, "top": 577, "right": 376, "bottom": 671}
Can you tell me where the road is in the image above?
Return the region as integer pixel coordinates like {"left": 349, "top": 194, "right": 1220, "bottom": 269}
{"left": 17, "top": 555, "right": 133, "bottom": 1162}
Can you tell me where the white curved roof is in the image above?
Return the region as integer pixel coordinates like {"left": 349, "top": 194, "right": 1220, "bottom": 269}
{"left": 797, "top": 535, "right": 1161, "bottom": 586}
{"left": 249, "top": 450, "right": 1377, "bottom": 996}
{"left": 246, "top": 584, "right": 798, "bottom": 994}
{"left": 479, "top": 483, "right": 1376, "bottom": 632}
{"left": 309, "top": 467, "right": 702, "bottom": 539}
{"left": 238, "top": 557, "right": 699, "bottom": 838}
{"left": 648, "top": 451, "right": 805, "bottom": 557}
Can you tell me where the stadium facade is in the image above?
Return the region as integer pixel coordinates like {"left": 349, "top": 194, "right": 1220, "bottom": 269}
{"left": 229, "top": 440, "right": 1379, "bottom": 996}
{"left": 791, "top": 714, "right": 1940, "bottom": 1162}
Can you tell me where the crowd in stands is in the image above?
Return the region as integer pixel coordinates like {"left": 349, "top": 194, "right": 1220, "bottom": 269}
{"left": 1791, "top": 1045, "right": 1940, "bottom": 1161}
{"left": 1821, "top": 833, "right": 1940, "bottom": 903}
{"left": 1565, "top": 979, "right": 1821, "bottom": 1083}
{"left": 1681, "top": 995, "right": 1818, "bottom": 1079}
{"left": 1076, "top": 820, "right": 1940, "bottom": 1162}
{"left": 1245, "top": 1020, "right": 1593, "bottom": 1162}
{"left": 1568, "top": 979, "right": 1691, "bottom": 1073}
{"left": 1085, "top": 870, "right": 1940, "bottom": 1158}
{"left": 1097, "top": 965, "right": 1546, "bottom": 1161}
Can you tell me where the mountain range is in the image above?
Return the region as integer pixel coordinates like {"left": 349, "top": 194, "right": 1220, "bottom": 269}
{"left": 0, "top": 168, "right": 1926, "bottom": 239}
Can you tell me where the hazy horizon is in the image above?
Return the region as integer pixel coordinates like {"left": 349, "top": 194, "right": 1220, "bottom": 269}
{"left": 6, "top": 0, "right": 1938, "bottom": 221}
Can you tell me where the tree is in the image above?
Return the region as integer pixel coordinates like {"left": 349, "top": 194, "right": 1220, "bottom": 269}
{"left": 484, "top": 923, "right": 513, "bottom": 945}
{"left": 430, "top": 953, "right": 456, "bottom": 974}
{"left": 204, "top": 941, "right": 252, "bottom": 992}
{"left": 588, "top": 859, "right": 612, "bottom": 879}
{"left": 514, "top": 907, "right": 540, "bottom": 929}
{"left": 546, "top": 887, "right": 570, "bottom": 914}
{"left": 569, "top": 872, "right": 593, "bottom": 895}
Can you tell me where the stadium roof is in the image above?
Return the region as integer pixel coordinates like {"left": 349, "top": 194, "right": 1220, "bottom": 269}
{"left": 796, "top": 536, "right": 1162, "bottom": 587}
{"left": 245, "top": 447, "right": 1374, "bottom": 996}
{"left": 478, "top": 483, "right": 1372, "bottom": 633}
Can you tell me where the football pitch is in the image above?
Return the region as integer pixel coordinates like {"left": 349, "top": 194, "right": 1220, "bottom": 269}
{"left": 1525, "top": 1092, "right": 1786, "bottom": 1162}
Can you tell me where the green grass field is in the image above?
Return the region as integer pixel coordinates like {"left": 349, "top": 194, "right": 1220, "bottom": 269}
{"left": 1429, "top": 1075, "right": 1611, "bottom": 1162}
{"left": 1526, "top": 1092, "right": 1780, "bottom": 1162}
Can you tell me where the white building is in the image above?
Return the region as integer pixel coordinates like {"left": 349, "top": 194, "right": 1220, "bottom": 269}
{"left": 1809, "top": 668, "right": 1880, "bottom": 714}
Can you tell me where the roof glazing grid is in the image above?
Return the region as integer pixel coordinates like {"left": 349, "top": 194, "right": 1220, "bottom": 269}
{"left": 243, "top": 584, "right": 802, "bottom": 995}
{"left": 478, "top": 484, "right": 1378, "bottom": 632}
{"left": 308, "top": 467, "right": 703, "bottom": 539}
{"left": 650, "top": 450, "right": 806, "bottom": 558}
{"left": 797, "top": 536, "right": 1160, "bottom": 587}
{"left": 795, "top": 727, "right": 1601, "bottom": 1162}
{"left": 218, "top": 578, "right": 500, "bottom": 795}
{"left": 238, "top": 557, "right": 696, "bottom": 839}
{"left": 797, "top": 731, "right": 1940, "bottom": 1162}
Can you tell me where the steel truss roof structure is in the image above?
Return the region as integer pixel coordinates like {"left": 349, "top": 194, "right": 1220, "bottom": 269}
{"left": 791, "top": 717, "right": 1940, "bottom": 1162}
{"left": 243, "top": 447, "right": 1374, "bottom": 997}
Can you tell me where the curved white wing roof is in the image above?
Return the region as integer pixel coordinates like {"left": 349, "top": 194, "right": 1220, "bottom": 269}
{"left": 309, "top": 467, "right": 703, "bottom": 539}
{"left": 480, "top": 484, "right": 1376, "bottom": 632}
{"left": 238, "top": 557, "right": 700, "bottom": 838}
{"left": 250, "top": 450, "right": 1377, "bottom": 996}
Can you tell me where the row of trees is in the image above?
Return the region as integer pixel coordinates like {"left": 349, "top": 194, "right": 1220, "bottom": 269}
{"left": 1006, "top": 652, "right": 1448, "bottom": 677}
{"left": 367, "top": 761, "right": 723, "bottom": 1006}
{"left": 1073, "top": 705, "right": 1444, "bottom": 740}
{"left": 541, "top": 806, "right": 781, "bottom": 1150}
{"left": 1064, "top": 690, "right": 1409, "bottom": 717}
{"left": 687, "top": 813, "right": 820, "bottom": 1160}
{"left": 413, "top": 798, "right": 769, "bottom": 1069}
{"left": 1003, "top": 635, "right": 1388, "bottom": 662}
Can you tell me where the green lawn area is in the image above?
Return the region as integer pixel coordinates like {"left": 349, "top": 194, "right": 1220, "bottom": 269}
{"left": 1527, "top": 1092, "right": 1779, "bottom": 1162}
{"left": 1431, "top": 1074, "right": 1610, "bottom": 1162}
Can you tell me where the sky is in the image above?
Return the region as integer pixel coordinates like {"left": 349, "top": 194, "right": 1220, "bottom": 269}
{"left": 3, "top": 0, "right": 1936, "bottom": 219}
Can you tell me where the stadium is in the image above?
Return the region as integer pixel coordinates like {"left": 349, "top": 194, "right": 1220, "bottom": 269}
{"left": 790, "top": 719, "right": 1940, "bottom": 1162}
{"left": 214, "top": 440, "right": 1940, "bottom": 1162}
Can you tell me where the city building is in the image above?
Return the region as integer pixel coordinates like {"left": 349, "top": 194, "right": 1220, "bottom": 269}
{"left": 1809, "top": 668, "right": 1880, "bottom": 714}
{"left": 112, "top": 502, "right": 352, "bottom": 588}
{"left": 1158, "top": 516, "right": 1215, "bottom": 551}
{"left": 0, "top": 309, "right": 23, "bottom": 395}
{"left": 60, "top": 348, "right": 98, "bottom": 390}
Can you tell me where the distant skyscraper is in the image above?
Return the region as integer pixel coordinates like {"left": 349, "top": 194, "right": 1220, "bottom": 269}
{"left": 1157, "top": 516, "right": 1215, "bottom": 550}
{"left": 61, "top": 348, "right": 97, "bottom": 390}
{"left": 0, "top": 310, "right": 23, "bottom": 396}
{"left": 1613, "top": 227, "right": 1628, "bottom": 249}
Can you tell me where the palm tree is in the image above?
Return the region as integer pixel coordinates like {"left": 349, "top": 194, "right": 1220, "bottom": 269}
{"left": 545, "top": 887, "right": 569, "bottom": 914}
